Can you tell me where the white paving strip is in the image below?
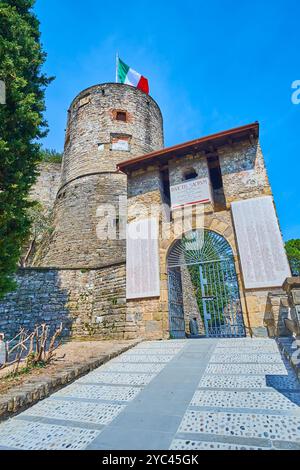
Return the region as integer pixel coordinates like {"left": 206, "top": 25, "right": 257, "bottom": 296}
{"left": 216, "top": 339, "right": 278, "bottom": 347}
{"left": 178, "top": 410, "right": 300, "bottom": 443}
{"left": 191, "top": 390, "right": 299, "bottom": 410}
{"left": 110, "top": 354, "right": 175, "bottom": 363}
{"left": 198, "top": 375, "right": 268, "bottom": 389}
{"left": 125, "top": 348, "right": 183, "bottom": 355}
{"left": 206, "top": 363, "right": 288, "bottom": 375}
{"left": 52, "top": 384, "right": 142, "bottom": 401}
{"left": 198, "top": 374, "right": 300, "bottom": 390}
{"left": 22, "top": 400, "right": 125, "bottom": 425}
{"left": 214, "top": 346, "right": 278, "bottom": 354}
{"left": 77, "top": 372, "right": 156, "bottom": 386}
{"left": 0, "top": 420, "right": 99, "bottom": 450}
{"left": 100, "top": 362, "right": 166, "bottom": 373}
{"left": 170, "top": 439, "right": 269, "bottom": 450}
{"left": 210, "top": 353, "right": 283, "bottom": 364}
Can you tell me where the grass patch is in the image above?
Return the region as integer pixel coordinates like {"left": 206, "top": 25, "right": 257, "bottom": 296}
{"left": 3, "top": 361, "right": 47, "bottom": 382}
{"left": 40, "top": 148, "right": 63, "bottom": 164}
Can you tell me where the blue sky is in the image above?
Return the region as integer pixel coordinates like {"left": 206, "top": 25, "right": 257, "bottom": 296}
{"left": 35, "top": 0, "right": 300, "bottom": 241}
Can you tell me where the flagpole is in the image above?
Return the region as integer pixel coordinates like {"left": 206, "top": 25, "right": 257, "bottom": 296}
{"left": 115, "top": 52, "right": 119, "bottom": 83}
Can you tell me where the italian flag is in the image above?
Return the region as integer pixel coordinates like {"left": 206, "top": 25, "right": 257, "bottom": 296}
{"left": 117, "top": 57, "right": 149, "bottom": 95}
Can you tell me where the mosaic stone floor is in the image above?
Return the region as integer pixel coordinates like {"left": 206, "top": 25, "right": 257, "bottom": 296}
{"left": 170, "top": 338, "right": 300, "bottom": 451}
{"left": 0, "top": 338, "right": 300, "bottom": 450}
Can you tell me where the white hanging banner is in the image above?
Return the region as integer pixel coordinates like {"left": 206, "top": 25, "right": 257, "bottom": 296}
{"left": 126, "top": 218, "right": 160, "bottom": 299}
{"left": 170, "top": 177, "right": 212, "bottom": 210}
{"left": 232, "top": 196, "right": 291, "bottom": 289}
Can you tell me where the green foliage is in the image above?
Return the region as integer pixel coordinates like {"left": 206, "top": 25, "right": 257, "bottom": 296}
{"left": 40, "top": 148, "right": 62, "bottom": 164}
{"left": 4, "top": 359, "right": 46, "bottom": 381}
{"left": 0, "top": 0, "right": 53, "bottom": 298}
{"left": 285, "top": 239, "right": 300, "bottom": 276}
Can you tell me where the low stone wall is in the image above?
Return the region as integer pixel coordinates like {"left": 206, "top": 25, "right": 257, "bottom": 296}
{"left": 0, "top": 264, "right": 126, "bottom": 341}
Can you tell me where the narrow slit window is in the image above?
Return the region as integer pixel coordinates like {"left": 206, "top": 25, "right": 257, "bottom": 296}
{"left": 160, "top": 167, "right": 171, "bottom": 206}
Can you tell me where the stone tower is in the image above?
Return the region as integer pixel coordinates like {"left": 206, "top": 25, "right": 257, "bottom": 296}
{"left": 38, "top": 83, "right": 164, "bottom": 268}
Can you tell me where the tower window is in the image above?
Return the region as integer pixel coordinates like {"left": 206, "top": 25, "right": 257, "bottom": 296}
{"left": 111, "top": 134, "right": 131, "bottom": 152}
{"left": 116, "top": 111, "right": 127, "bottom": 122}
{"left": 78, "top": 95, "right": 90, "bottom": 108}
{"left": 183, "top": 168, "right": 198, "bottom": 181}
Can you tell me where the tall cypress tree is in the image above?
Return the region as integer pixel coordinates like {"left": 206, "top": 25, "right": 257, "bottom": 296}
{"left": 0, "top": 0, "right": 52, "bottom": 298}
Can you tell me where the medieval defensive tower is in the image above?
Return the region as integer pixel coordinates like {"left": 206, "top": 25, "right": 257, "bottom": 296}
{"left": 38, "top": 83, "right": 164, "bottom": 268}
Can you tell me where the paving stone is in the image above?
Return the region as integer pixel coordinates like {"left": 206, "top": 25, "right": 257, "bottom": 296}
{"left": 198, "top": 375, "right": 268, "bottom": 389}
{"left": 0, "top": 420, "right": 100, "bottom": 450}
{"left": 77, "top": 372, "right": 156, "bottom": 386}
{"left": 100, "top": 363, "right": 166, "bottom": 373}
{"left": 111, "top": 355, "right": 174, "bottom": 363}
{"left": 214, "top": 346, "right": 278, "bottom": 354}
{"left": 22, "top": 400, "right": 125, "bottom": 425}
{"left": 216, "top": 339, "right": 278, "bottom": 348}
{"left": 178, "top": 410, "right": 300, "bottom": 443}
{"left": 170, "top": 439, "right": 269, "bottom": 450}
{"left": 210, "top": 353, "right": 283, "bottom": 364}
{"left": 198, "top": 374, "right": 300, "bottom": 390}
{"left": 53, "top": 384, "right": 142, "bottom": 402}
{"left": 206, "top": 363, "right": 288, "bottom": 375}
{"left": 191, "top": 390, "right": 299, "bottom": 410}
{"left": 124, "top": 348, "right": 183, "bottom": 355}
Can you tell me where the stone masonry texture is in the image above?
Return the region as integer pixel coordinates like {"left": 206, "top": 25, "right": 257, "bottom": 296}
{"left": 30, "top": 162, "right": 62, "bottom": 212}
{"left": 37, "top": 83, "right": 163, "bottom": 269}
{"left": 0, "top": 265, "right": 126, "bottom": 341}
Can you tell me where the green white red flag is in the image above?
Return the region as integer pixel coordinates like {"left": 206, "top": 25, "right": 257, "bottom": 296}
{"left": 117, "top": 57, "right": 149, "bottom": 95}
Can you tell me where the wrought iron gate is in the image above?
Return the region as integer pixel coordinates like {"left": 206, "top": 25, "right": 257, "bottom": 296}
{"left": 167, "top": 230, "right": 245, "bottom": 338}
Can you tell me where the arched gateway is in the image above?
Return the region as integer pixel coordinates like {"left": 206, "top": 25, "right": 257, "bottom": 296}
{"left": 167, "top": 229, "right": 246, "bottom": 339}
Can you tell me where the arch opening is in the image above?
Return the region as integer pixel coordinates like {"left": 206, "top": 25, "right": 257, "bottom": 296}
{"left": 167, "top": 229, "right": 246, "bottom": 339}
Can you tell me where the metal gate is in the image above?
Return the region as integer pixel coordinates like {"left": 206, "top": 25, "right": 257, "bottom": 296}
{"left": 167, "top": 230, "right": 245, "bottom": 338}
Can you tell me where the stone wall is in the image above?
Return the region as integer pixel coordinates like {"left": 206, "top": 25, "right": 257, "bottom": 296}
{"left": 92, "top": 264, "right": 127, "bottom": 338}
{"left": 36, "top": 173, "right": 127, "bottom": 268}
{"left": 168, "top": 152, "right": 209, "bottom": 186}
{"left": 219, "top": 140, "right": 271, "bottom": 205}
{"left": 0, "top": 264, "right": 126, "bottom": 341}
{"left": 30, "top": 162, "right": 62, "bottom": 211}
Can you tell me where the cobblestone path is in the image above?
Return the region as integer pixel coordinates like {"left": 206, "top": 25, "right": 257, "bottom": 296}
{"left": 0, "top": 338, "right": 299, "bottom": 450}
